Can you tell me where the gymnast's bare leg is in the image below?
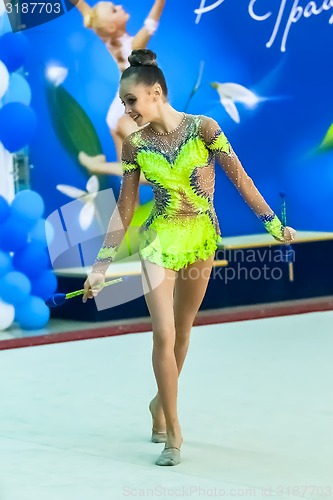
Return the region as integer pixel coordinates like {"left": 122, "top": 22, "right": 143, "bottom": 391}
{"left": 142, "top": 255, "right": 214, "bottom": 448}
{"left": 79, "top": 115, "right": 149, "bottom": 184}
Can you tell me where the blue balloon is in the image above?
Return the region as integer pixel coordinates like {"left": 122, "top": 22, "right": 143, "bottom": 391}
{"left": 0, "top": 33, "right": 29, "bottom": 72}
{"left": 12, "top": 241, "right": 49, "bottom": 279}
{"left": 15, "top": 295, "right": 50, "bottom": 330}
{"left": 0, "top": 102, "right": 37, "bottom": 152}
{"left": 0, "top": 271, "right": 31, "bottom": 305}
{"left": 0, "top": 195, "right": 10, "bottom": 224}
{"left": 0, "top": 250, "right": 11, "bottom": 278}
{"left": 0, "top": 215, "right": 29, "bottom": 252}
{"left": 29, "top": 218, "right": 51, "bottom": 247}
{"left": 30, "top": 218, "right": 47, "bottom": 246}
{"left": 2, "top": 73, "right": 32, "bottom": 105}
{"left": 11, "top": 190, "right": 44, "bottom": 229}
{"left": 31, "top": 270, "right": 58, "bottom": 300}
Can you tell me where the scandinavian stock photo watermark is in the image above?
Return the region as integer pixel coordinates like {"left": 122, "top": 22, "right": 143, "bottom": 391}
{"left": 122, "top": 483, "right": 332, "bottom": 497}
{"left": 212, "top": 246, "right": 296, "bottom": 284}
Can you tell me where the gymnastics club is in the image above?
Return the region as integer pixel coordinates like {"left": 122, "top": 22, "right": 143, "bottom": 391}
{"left": 280, "top": 192, "right": 294, "bottom": 282}
{"left": 45, "top": 277, "right": 124, "bottom": 308}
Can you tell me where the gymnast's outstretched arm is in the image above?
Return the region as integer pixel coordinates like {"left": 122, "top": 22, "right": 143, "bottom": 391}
{"left": 132, "top": 0, "right": 166, "bottom": 50}
{"left": 200, "top": 116, "right": 296, "bottom": 243}
{"left": 73, "top": 0, "right": 91, "bottom": 18}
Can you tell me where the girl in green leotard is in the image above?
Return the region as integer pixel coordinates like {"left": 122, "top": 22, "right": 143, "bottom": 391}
{"left": 83, "top": 49, "right": 296, "bottom": 467}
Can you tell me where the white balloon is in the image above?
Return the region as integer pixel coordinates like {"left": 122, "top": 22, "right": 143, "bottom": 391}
{"left": 0, "top": 59, "right": 9, "bottom": 99}
{"left": 0, "top": 299, "right": 15, "bottom": 331}
{"left": 0, "top": 141, "right": 15, "bottom": 201}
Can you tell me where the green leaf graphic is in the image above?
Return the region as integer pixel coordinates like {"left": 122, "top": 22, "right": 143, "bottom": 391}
{"left": 47, "top": 84, "right": 103, "bottom": 176}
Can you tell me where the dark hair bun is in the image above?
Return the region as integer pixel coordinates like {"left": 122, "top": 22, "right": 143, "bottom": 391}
{"left": 128, "top": 49, "right": 158, "bottom": 67}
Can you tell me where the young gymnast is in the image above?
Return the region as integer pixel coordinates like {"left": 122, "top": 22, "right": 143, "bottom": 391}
{"left": 82, "top": 49, "right": 296, "bottom": 467}
{"left": 75, "top": 0, "right": 165, "bottom": 184}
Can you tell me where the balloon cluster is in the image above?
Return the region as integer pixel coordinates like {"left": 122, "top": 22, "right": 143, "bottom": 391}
{"left": 0, "top": 29, "right": 54, "bottom": 332}
{"left": 0, "top": 191, "right": 57, "bottom": 331}
{"left": 0, "top": 32, "right": 37, "bottom": 152}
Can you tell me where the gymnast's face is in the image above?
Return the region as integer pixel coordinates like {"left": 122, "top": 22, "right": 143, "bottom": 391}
{"left": 120, "top": 78, "right": 161, "bottom": 127}
{"left": 95, "top": 2, "right": 129, "bottom": 33}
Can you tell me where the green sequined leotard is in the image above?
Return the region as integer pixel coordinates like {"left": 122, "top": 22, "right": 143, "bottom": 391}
{"left": 94, "top": 114, "right": 285, "bottom": 272}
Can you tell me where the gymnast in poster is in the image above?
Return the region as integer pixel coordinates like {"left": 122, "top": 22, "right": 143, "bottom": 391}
{"left": 75, "top": 0, "right": 165, "bottom": 182}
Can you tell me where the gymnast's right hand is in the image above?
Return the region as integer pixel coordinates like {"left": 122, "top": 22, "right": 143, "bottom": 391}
{"left": 82, "top": 272, "right": 105, "bottom": 303}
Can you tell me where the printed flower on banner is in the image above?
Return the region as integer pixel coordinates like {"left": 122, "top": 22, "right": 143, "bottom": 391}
{"left": 45, "top": 65, "right": 68, "bottom": 87}
{"left": 56, "top": 175, "right": 99, "bottom": 230}
{"left": 211, "top": 82, "right": 260, "bottom": 123}
{"left": 184, "top": 60, "right": 205, "bottom": 112}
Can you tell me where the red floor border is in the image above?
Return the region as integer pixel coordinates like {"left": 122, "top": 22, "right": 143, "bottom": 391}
{"left": 1, "top": 297, "right": 332, "bottom": 351}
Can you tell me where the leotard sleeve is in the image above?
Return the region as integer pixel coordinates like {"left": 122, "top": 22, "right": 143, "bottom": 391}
{"left": 92, "top": 136, "right": 140, "bottom": 273}
{"left": 200, "top": 116, "right": 285, "bottom": 241}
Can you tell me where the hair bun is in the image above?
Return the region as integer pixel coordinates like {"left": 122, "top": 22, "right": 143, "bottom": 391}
{"left": 128, "top": 49, "right": 158, "bottom": 67}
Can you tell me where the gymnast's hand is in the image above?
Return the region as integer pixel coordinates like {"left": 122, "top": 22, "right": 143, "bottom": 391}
{"left": 82, "top": 272, "right": 105, "bottom": 303}
{"left": 281, "top": 226, "right": 296, "bottom": 244}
